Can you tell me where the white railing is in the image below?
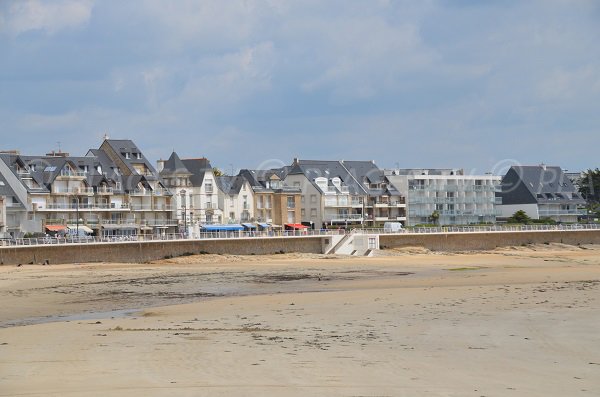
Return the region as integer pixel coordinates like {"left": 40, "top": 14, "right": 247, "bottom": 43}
{"left": 0, "top": 229, "right": 344, "bottom": 247}
{"left": 2, "top": 223, "right": 600, "bottom": 247}
{"left": 353, "top": 223, "right": 600, "bottom": 235}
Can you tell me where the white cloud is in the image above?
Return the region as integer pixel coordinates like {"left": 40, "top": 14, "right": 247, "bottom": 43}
{"left": 1, "top": 0, "right": 93, "bottom": 36}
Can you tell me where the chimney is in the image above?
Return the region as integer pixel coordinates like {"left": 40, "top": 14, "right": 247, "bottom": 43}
{"left": 156, "top": 159, "right": 165, "bottom": 172}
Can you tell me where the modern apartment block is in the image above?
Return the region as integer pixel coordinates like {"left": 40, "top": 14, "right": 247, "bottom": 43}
{"left": 386, "top": 168, "right": 501, "bottom": 226}
{"left": 0, "top": 139, "right": 175, "bottom": 238}
{"left": 157, "top": 152, "right": 224, "bottom": 230}
{"left": 239, "top": 169, "right": 301, "bottom": 227}
{"left": 497, "top": 165, "right": 586, "bottom": 223}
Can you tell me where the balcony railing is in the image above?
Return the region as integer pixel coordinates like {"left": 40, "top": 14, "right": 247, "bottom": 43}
{"left": 59, "top": 170, "right": 87, "bottom": 177}
{"left": 53, "top": 187, "right": 95, "bottom": 195}
{"left": 538, "top": 209, "right": 586, "bottom": 216}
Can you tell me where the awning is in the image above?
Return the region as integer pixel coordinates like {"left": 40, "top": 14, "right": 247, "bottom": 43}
{"left": 201, "top": 224, "right": 244, "bottom": 231}
{"left": 67, "top": 225, "right": 94, "bottom": 234}
{"left": 45, "top": 225, "right": 67, "bottom": 232}
{"left": 102, "top": 224, "right": 138, "bottom": 230}
{"left": 285, "top": 223, "right": 308, "bottom": 230}
{"left": 257, "top": 223, "right": 270, "bottom": 229}
{"left": 242, "top": 223, "right": 256, "bottom": 229}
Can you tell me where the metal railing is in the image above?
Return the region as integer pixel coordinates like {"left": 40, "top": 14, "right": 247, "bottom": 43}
{"left": 353, "top": 223, "right": 600, "bottom": 235}
{"left": 2, "top": 223, "right": 600, "bottom": 247}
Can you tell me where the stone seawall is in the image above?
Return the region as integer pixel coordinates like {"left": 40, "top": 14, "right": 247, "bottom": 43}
{"left": 379, "top": 230, "right": 600, "bottom": 251}
{"left": 0, "top": 236, "right": 325, "bottom": 265}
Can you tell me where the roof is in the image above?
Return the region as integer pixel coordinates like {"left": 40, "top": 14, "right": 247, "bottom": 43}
{"left": 288, "top": 160, "right": 367, "bottom": 195}
{"left": 500, "top": 165, "right": 586, "bottom": 205}
{"left": 216, "top": 175, "right": 245, "bottom": 195}
{"left": 239, "top": 169, "right": 301, "bottom": 193}
{"left": 181, "top": 158, "right": 212, "bottom": 187}
{"left": 160, "top": 152, "right": 192, "bottom": 177}
{"left": 102, "top": 139, "right": 159, "bottom": 179}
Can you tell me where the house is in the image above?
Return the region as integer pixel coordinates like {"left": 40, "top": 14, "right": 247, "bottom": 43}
{"left": 386, "top": 168, "right": 501, "bottom": 226}
{"left": 157, "top": 153, "right": 224, "bottom": 229}
{"left": 238, "top": 169, "right": 301, "bottom": 228}
{"left": 283, "top": 159, "right": 406, "bottom": 229}
{"left": 497, "top": 164, "right": 586, "bottom": 223}
{"left": 0, "top": 139, "right": 176, "bottom": 238}
{"left": 215, "top": 175, "right": 253, "bottom": 224}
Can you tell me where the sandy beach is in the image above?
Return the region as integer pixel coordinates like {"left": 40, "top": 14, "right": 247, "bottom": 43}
{"left": 1, "top": 244, "right": 599, "bottom": 396}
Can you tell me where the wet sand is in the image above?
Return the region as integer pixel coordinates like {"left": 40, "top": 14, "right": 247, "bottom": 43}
{"left": 0, "top": 244, "right": 599, "bottom": 396}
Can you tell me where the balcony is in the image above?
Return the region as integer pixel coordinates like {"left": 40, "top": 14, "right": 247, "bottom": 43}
{"left": 53, "top": 187, "right": 95, "bottom": 195}
{"left": 538, "top": 209, "right": 586, "bottom": 216}
{"left": 325, "top": 213, "right": 363, "bottom": 222}
{"left": 58, "top": 170, "right": 87, "bottom": 179}
{"left": 39, "top": 203, "right": 130, "bottom": 211}
{"left": 97, "top": 187, "right": 114, "bottom": 195}
{"left": 130, "top": 188, "right": 171, "bottom": 196}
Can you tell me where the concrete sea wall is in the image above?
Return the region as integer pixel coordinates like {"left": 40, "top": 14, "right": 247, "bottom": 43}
{"left": 379, "top": 230, "right": 600, "bottom": 251}
{"left": 0, "top": 236, "right": 325, "bottom": 265}
{"left": 2, "top": 230, "right": 600, "bottom": 265}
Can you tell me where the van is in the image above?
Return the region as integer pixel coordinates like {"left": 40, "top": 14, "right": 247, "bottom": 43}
{"left": 383, "top": 222, "right": 404, "bottom": 233}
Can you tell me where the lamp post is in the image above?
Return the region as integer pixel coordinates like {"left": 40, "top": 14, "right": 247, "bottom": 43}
{"left": 180, "top": 189, "right": 187, "bottom": 238}
{"left": 76, "top": 197, "right": 80, "bottom": 237}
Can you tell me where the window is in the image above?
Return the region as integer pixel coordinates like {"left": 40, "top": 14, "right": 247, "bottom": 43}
{"left": 124, "top": 152, "right": 130, "bottom": 159}
{"left": 136, "top": 153, "right": 142, "bottom": 159}
{"left": 310, "top": 208, "right": 317, "bottom": 217}
{"left": 206, "top": 214, "right": 213, "bottom": 223}
{"left": 205, "top": 181, "right": 213, "bottom": 193}
{"left": 287, "top": 196, "right": 295, "bottom": 208}
{"left": 301, "top": 209, "right": 305, "bottom": 217}
{"left": 229, "top": 211, "right": 235, "bottom": 220}
{"left": 310, "top": 194, "right": 317, "bottom": 203}
{"left": 301, "top": 195, "right": 305, "bottom": 204}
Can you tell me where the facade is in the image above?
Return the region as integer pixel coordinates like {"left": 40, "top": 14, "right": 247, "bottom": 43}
{"left": 284, "top": 159, "right": 406, "bottom": 229}
{"left": 0, "top": 140, "right": 175, "bottom": 238}
{"left": 386, "top": 169, "right": 501, "bottom": 226}
{"left": 157, "top": 153, "right": 224, "bottom": 230}
{"left": 497, "top": 165, "right": 586, "bottom": 222}
{"left": 215, "top": 175, "right": 254, "bottom": 224}
{"left": 239, "top": 169, "right": 301, "bottom": 226}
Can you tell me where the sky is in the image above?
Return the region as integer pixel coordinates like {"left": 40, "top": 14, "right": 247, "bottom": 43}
{"left": 1, "top": 0, "right": 599, "bottom": 175}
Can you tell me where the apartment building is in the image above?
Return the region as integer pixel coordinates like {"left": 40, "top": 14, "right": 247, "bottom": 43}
{"left": 386, "top": 168, "right": 501, "bottom": 226}
{"left": 0, "top": 139, "right": 175, "bottom": 237}
{"left": 239, "top": 169, "right": 301, "bottom": 227}
{"left": 497, "top": 165, "right": 586, "bottom": 223}
{"left": 157, "top": 152, "right": 223, "bottom": 229}
{"left": 284, "top": 159, "right": 406, "bottom": 229}
{"left": 215, "top": 175, "right": 254, "bottom": 224}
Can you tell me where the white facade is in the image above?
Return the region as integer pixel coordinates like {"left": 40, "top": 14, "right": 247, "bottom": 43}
{"left": 386, "top": 170, "right": 501, "bottom": 226}
{"left": 217, "top": 179, "right": 254, "bottom": 224}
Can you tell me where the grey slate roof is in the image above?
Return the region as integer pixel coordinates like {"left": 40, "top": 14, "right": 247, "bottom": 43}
{"left": 181, "top": 158, "right": 212, "bottom": 187}
{"left": 216, "top": 175, "right": 245, "bottom": 195}
{"left": 500, "top": 165, "right": 586, "bottom": 205}
{"left": 288, "top": 160, "right": 368, "bottom": 195}
{"left": 103, "top": 139, "right": 159, "bottom": 179}
{"left": 160, "top": 152, "right": 192, "bottom": 177}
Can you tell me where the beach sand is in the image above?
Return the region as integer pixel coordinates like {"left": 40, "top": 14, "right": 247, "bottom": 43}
{"left": 0, "top": 244, "right": 599, "bottom": 396}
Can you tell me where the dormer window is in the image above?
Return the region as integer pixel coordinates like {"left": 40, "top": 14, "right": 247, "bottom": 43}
{"left": 124, "top": 152, "right": 130, "bottom": 159}
{"left": 136, "top": 153, "right": 142, "bottom": 159}
{"left": 30, "top": 164, "right": 36, "bottom": 172}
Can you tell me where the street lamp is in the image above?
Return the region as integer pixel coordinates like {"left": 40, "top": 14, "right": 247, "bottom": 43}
{"left": 76, "top": 197, "right": 80, "bottom": 237}
{"left": 180, "top": 189, "right": 187, "bottom": 237}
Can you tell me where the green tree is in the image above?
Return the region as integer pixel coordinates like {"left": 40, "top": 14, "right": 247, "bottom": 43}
{"left": 578, "top": 168, "right": 600, "bottom": 204}
{"left": 508, "top": 210, "right": 531, "bottom": 224}
{"left": 430, "top": 210, "right": 440, "bottom": 225}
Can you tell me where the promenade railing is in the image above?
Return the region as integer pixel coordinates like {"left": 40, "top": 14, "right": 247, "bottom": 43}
{"left": 2, "top": 223, "right": 599, "bottom": 247}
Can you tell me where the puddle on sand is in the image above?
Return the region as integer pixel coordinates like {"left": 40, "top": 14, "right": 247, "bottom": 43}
{"left": 1, "top": 308, "right": 139, "bottom": 328}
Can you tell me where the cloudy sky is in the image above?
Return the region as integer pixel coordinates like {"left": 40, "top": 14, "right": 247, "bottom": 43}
{"left": 1, "top": 0, "right": 599, "bottom": 174}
